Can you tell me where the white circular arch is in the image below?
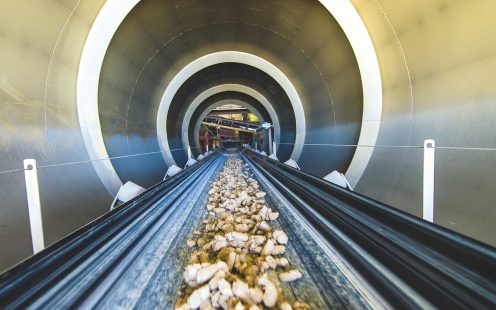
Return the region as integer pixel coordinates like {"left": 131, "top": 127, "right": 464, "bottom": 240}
{"left": 181, "top": 84, "right": 282, "bottom": 154}
{"left": 157, "top": 51, "right": 306, "bottom": 166}
{"left": 317, "top": 0, "right": 383, "bottom": 186}
{"left": 77, "top": 0, "right": 382, "bottom": 191}
{"left": 76, "top": 0, "right": 140, "bottom": 195}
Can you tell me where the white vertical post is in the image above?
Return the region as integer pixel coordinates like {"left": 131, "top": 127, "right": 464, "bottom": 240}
{"left": 187, "top": 146, "right": 192, "bottom": 158}
{"left": 23, "top": 159, "right": 45, "bottom": 253}
{"left": 272, "top": 141, "right": 277, "bottom": 156}
{"left": 423, "top": 140, "right": 435, "bottom": 223}
{"left": 268, "top": 127, "right": 273, "bottom": 154}
{"left": 206, "top": 144, "right": 209, "bottom": 152}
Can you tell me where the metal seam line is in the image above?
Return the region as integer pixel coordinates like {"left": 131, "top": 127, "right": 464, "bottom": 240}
{"left": 278, "top": 143, "right": 423, "bottom": 148}
{"left": 278, "top": 143, "right": 496, "bottom": 151}
{"left": 0, "top": 148, "right": 193, "bottom": 175}
{"left": 42, "top": 0, "right": 82, "bottom": 168}
{"left": 1, "top": 144, "right": 495, "bottom": 175}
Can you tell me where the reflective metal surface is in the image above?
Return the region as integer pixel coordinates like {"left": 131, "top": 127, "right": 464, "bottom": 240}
{"left": 351, "top": 0, "right": 496, "bottom": 246}
{"left": 98, "top": 0, "right": 362, "bottom": 181}
{"left": 0, "top": 0, "right": 109, "bottom": 271}
{"left": 1, "top": 0, "right": 496, "bottom": 273}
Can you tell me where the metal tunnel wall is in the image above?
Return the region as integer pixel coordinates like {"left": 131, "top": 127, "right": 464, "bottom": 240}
{"left": 0, "top": 0, "right": 495, "bottom": 272}
{"left": 352, "top": 0, "right": 496, "bottom": 246}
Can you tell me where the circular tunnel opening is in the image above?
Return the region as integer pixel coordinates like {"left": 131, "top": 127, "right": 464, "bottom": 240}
{"left": 198, "top": 103, "right": 265, "bottom": 152}
{"left": 0, "top": 0, "right": 379, "bottom": 272}
{"left": 164, "top": 62, "right": 298, "bottom": 168}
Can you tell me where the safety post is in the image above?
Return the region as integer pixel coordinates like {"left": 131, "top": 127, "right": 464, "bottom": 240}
{"left": 268, "top": 127, "right": 273, "bottom": 155}
{"left": 423, "top": 140, "right": 435, "bottom": 223}
{"left": 23, "top": 159, "right": 45, "bottom": 253}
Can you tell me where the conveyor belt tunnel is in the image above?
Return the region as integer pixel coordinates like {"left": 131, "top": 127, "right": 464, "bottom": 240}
{"left": 1, "top": 0, "right": 496, "bottom": 292}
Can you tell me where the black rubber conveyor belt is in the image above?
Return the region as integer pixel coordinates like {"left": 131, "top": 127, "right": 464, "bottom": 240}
{"left": 242, "top": 149, "right": 496, "bottom": 309}
{"left": 0, "top": 152, "right": 225, "bottom": 308}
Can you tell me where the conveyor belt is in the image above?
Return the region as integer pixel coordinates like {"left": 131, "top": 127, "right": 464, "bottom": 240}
{"left": 0, "top": 150, "right": 495, "bottom": 309}
{"left": 0, "top": 152, "right": 225, "bottom": 308}
{"left": 242, "top": 149, "right": 496, "bottom": 309}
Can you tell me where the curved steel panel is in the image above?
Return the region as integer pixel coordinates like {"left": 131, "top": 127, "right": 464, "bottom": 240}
{"left": 351, "top": 0, "right": 496, "bottom": 246}
{"left": 0, "top": 0, "right": 111, "bottom": 271}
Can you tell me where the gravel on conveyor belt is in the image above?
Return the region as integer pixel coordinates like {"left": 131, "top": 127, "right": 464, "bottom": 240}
{"left": 175, "top": 155, "right": 309, "bottom": 310}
